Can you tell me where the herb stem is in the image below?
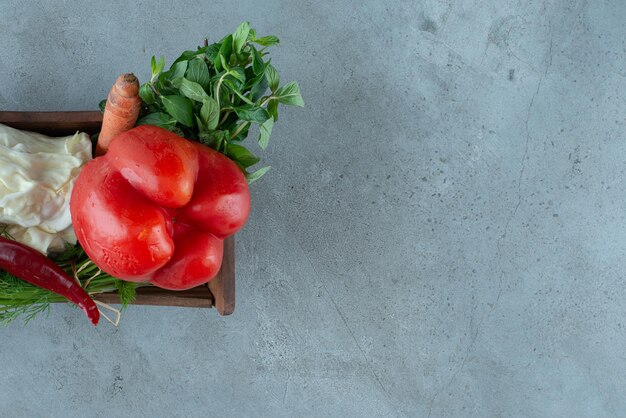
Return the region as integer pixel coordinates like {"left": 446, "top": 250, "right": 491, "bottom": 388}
{"left": 215, "top": 72, "right": 230, "bottom": 109}
{"left": 229, "top": 96, "right": 273, "bottom": 140}
{"left": 230, "top": 122, "right": 249, "bottom": 140}
{"left": 218, "top": 111, "right": 231, "bottom": 126}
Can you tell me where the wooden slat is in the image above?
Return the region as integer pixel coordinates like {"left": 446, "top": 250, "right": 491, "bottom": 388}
{"left": 0, "top": 111, "right": 103, "bottom": 135}
{"left": 0, "top": 111, "right": 236, "bottom": 313}
{"left": 208, "top": 236, "right": 236, "bottom": 315}
{"left": 97, "top": 285, "right": 213, "bottom": 308}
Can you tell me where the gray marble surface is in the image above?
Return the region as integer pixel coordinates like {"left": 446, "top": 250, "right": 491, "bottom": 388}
{"left": 1, "top": 1, "right": 626, "bottom": 416}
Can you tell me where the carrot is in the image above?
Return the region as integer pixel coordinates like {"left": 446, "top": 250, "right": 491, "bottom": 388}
{"left": 95, "top": 73, "right": 141, "bottom": 156}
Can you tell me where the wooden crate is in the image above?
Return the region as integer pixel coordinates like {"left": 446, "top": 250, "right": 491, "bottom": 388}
{"left": 0, "top": 111, "right": 235, "bottom": 315}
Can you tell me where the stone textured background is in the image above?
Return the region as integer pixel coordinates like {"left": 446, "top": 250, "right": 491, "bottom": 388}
{"left": 1, "top": 1, "right": 626, "bottom": 416}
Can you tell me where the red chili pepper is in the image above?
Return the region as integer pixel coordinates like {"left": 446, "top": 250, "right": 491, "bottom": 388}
{"left": 0, "top": 237, "right": 99, "bottom": 326}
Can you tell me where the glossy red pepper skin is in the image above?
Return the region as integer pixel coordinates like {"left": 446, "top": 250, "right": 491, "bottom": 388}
{"left": 71, "top": 125, "right": 250, "bottom": 290}
{"left": 0, "top": 237, "right": 99, "bottom": 326}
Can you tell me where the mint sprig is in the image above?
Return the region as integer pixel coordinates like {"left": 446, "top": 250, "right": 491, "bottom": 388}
{"left": 136, "top": 22, "right": 304, "bottom": 183}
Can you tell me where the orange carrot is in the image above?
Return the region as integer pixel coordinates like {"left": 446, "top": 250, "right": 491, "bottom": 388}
{"left": 95, "top": 73, "right": 141, "bottom": 156}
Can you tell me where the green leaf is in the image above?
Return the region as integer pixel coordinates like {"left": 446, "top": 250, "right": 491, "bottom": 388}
{"left": 170, "top": 77, "right": 183, "bottom": 89}
{"left": 161, "top": 95, "right": 194, "bottom": 127}
{"left": 228, "top": 86, "right": 254, "bottom": 105}
{"left": 250, "top": 74, "right": 268, "bottom": 102}
{"left": 195, "top": 115, "right": 206, "bottom": 132}
{"left": 139, "top": 83, "right": 156, "bottom": 105}
{"left": 234, "top": 104, "right": 269, "bottom": 124}
{"left": 254, "top": 36, "right": 280, "bottom": 46}
{"left": 232, "top": 21, "right": 250, "bottom": 53}
{"left": 98, "top": 99, "right": 106, "bottom": 112}
{"left": 219, "top": 35, "right": 233, "bottom": 64}
{"left": 247, "top": 28, "right": 257, "bottom": 41}
{"left": 230, "top": 67, "right": 246, "bottom": 83}
{"left": 151, "top": 55, "right": 158, "bottom": 75}
{"left": 199, "top": 129, "right": 227, "bottom": 149}
{"left": 251, "top": 45, "right": 265, "bottom": 75}
{"left": 186, "top": 57, "right": 211, "bottom": 90}
{"left": 136, "top": 112, "right": 178, "bottom": 129}
{"left": 246, "top": 166, "right": 271, "bottom": 183}
{"left": 258, "top": 117, "right": 274, "bottom": 150}
{"left": 217, "top": 81, "right": 231, "bottom": 106}
{"left": 227, "top": 144, "right": 260, "bottom": 168}
{"left": 222, "top": 76, "right": 245, "bottom": 94}
{"left": 169, "top": 60, "right": 188, "bottom": 80}
{"left": 274, "top": 81, "right": 304, "bottom": 106}
{"left": 219, "top": 53, "right": 230, "bottom": 72}
{"left": 173, "top": 48, "right": 206, "bottom": 64}
{"left": 205, "top": 43, "right": 221, "bottom": 65}
{"left": 230, "top": 122, "right": 250, "bottom": 141}
{"left": 115, "top": 280, "right": 137, "bottom": 308}
{"left": 265, "top": 64, "right": 279, "bottom": 92}
{"left": 155, "top": 73, "right": 179, "bottom": 95}
{"left": 200, "top": 97, "right": 219, "bottom": 130}
{"left": 179, "top": 78, "right": 209, "bottom": 102}
{"left": 267, "top": 99, "right": 279, "bottom": 120}
{"left": 156, "top": 56, "right": 165, "bottom": 74}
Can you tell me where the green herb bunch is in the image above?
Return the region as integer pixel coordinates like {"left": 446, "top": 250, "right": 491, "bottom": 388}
{"left": 0, "top": 241, "right": 140, "bottom": 325}
{"left": 102, "top": 22, "right": 304, "bottom": 183}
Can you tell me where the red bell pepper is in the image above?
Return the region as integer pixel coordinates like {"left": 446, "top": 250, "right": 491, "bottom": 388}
{"left": 70, "top": 125, "right": 250, "bottom": 290}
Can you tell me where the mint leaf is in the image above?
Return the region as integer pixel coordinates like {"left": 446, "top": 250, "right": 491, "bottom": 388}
{"left": 161, "top": 95, "right": 194, "bottom": 127}
{"left": 234, "top": 104, "right": 269, "bottom": 124}
{"left": 186, "top": 57, "right": 211, "bottom": 91}
{"left": 267, "top": 99, "right": 279, "bottom": 120}
{"left": 139, "top": 83, "right": 156, "bottom": 105}
{"left": 251, "top": 45, "right": 264, "bottom": 75}
{"left": 173, "top": 48, "right": 206, "bottom": 64}
{"left": 254, "top": 36, "right": 280, "bottom": 46}
{"left": 179, "top": 78, "right": 209, "bottom": 102}
{"left": 258, "top": 117, "right": 274, "bottom": 150}
{"left": 223, "top": 76, "right": 245, "bottom": 94}
{"left": 250, "top": 74, "right": 268, "bottom": 102}
{"left": 136, "top": 112, "right": 178, "bottom": 129}
{"left": 205, "top": 43, "right": 221, "bottom": 65}
{"left": 199, "top": 129, "right": 226, "bottom": 148}
{"left": 219, "top": 53, "right": 230, "bottom": 72}
{"left": 230, "top": 122, "right": 250, "bottom": 141}
{"left": 265, "top": 64, "right": 279, "bottom": 92}
{"left": 230, "top": 67, "right": 246, "bottom": 83}
{"left": 275, "top": 81, "right": 304, "bottom": 106}
{"left": 200, "top": 97, "right": 220, "bottom": 130}
{"left": 98, "top": 99, "right": 106, "bottom": 112}
{"left": 150, "top": 55, "right": 166, "bottom": 82}
{"left": 246, "top": 166, "right": 271, "bottom": 183}
{"left": 227, "top": 144, "right": 260, "bottom": 168}
{"left": 195, "top": 115, "right": 206, "bottom": 132}
{"left": 169, "top": 60, "right": 188, "bottom": 80}
{"left": 233, "top": 21, "right": 250, "bottom": 53}
{"left": 151, "top": 56, "right": 158, "bottom": 76}
{"left": 219, "top": 35, "right": 233, "bottom": 64}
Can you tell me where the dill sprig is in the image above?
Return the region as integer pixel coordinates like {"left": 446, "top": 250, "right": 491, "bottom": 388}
{"left": 0, "top": 243, "right": 149, "bottom": 325}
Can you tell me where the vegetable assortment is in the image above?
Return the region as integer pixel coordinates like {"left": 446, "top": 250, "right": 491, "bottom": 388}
{"left": 0, "top": 22, "right": 303, "bottom": 325}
